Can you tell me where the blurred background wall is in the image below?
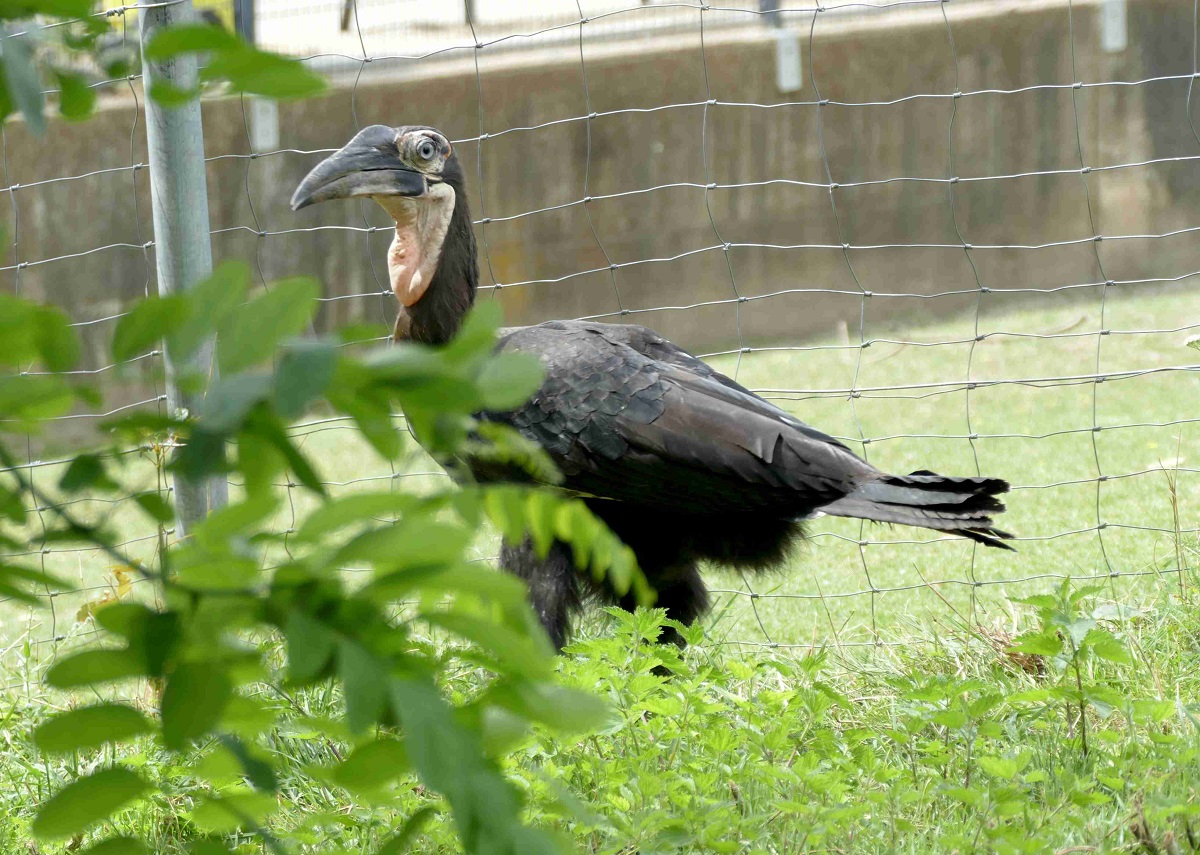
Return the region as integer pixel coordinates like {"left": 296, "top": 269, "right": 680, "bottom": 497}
{"left": 3, "top": 0, "right": 1197, "bottom": 440}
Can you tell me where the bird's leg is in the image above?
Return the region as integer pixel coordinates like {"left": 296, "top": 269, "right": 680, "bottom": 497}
{"left": 498, "top": 538, "right": 583, "bottom": 651}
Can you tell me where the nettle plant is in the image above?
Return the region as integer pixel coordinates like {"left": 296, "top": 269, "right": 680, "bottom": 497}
{"left": 1008, "top": 580, "right": 1133, "bottom": 759}
{"left": 0, "top": 263, "right": 651, "bottom": 855}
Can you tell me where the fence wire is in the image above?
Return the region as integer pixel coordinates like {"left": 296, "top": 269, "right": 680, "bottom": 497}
{"left": 3, "top": 0, "right": 1200, "bottom": 679}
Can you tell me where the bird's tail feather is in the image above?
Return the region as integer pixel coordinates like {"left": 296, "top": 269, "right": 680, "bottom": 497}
{"left": 820, "top": 470, "right": 1015, "bottom": 550}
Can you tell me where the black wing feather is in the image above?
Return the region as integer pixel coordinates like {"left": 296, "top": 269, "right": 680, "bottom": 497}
{"left": 488, "top": 321, "right": 871, "bottom": 516}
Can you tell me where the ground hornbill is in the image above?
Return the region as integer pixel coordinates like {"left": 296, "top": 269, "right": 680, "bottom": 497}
{"left": 292, "top": 124, "right": 1013, "bottom": 651}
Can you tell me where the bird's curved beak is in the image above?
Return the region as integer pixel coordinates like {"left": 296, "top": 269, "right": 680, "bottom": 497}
{"left": 290, "top": 124, "right": 427, "bottom": 211}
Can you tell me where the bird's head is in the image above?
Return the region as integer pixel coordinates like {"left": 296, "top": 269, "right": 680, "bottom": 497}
{"left": 291, "top": 124, "right": 475, "bottom": 337}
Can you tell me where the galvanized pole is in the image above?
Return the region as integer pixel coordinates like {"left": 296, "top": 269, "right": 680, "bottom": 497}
{"left": 234, "top": 0, "right": 256, "bottom": 45}
{"left": 139, "top": 0, "right": 228, "bottom": 537}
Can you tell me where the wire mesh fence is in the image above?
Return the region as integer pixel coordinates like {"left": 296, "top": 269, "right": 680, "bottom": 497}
{"left": 3, "top": 0, "right": 1199, "bottom": 680}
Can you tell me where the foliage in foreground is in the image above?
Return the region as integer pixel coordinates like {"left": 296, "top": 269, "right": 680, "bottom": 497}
{"left": 0, "top": 6, "right": 657, "bottom": 851}
{"left": 2, "top": 584, "right": 1199, "bottom": 854}
{"left": 0, "top": 263, "right": 651, "bottom": 855}
{"left": 0, "top": 0, "right": 324, "bottom": 137}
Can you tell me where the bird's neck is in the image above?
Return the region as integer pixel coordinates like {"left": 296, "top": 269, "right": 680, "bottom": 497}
{"left": 382, "top": 186, "right": 455, "bottom": 309}
{"left": 387, "top": 183, "right": 477, "bottom": 346}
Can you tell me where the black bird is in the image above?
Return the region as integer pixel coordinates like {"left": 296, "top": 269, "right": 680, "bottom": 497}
{"left": 292, "top": 124, "right": 1013, "bottom": 650}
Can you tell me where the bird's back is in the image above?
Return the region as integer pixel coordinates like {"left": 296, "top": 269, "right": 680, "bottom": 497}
{"left": 487, "top": 320, "right": 878, "bottom": 517}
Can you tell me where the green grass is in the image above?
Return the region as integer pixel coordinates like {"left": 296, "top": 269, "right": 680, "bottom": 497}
{"left": 3, "top": 585, "right": 1200, "bottom": 853}
{"left": 2, "top": 285, "right": 1199, "bottom": 853}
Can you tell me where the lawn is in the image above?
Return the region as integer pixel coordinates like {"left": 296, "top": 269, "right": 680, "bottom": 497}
{"left": 1, "top": 283, "right": 1198, "bottom": 853}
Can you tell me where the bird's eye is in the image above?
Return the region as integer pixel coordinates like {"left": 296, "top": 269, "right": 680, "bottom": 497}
{"left": 417, "top": 139, "right": 437, "bottom": 160}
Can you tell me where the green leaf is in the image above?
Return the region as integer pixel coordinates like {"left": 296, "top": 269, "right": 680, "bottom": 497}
{"left": 375, "top": 806, "right": 438, "bottom": 854}
{"left": 339, "top": 640, "right": 388, "bottom": 734}
{"left": 193, "top": 491, "right": 278, "bottom": 547}
{"left": 492, "top": 681, "right": 613, "bottom": 734}
{"left": 31, "top": 305, "right": 79, "bottom": 371}
{"left": 168, "top": 260, "right": 251, "bottom": 362}
{"left": 59, "top": 453, "right": 118, "bottom": 493}
{"left": 161, "top": 661, "right": 232, "bottom": 750}
{"left": 146, "top": 80, "right": 200, "bottom": 107}
{"left": 441, "top": 301, "right": 502, "bottom": 367}
{"left": 366, "top": 564, "right": 530, "bottom": 610}
{"left": 388, "top": 677, "right": 475, "bottom": 794}
{"left": 1069, "top": 584, "right": 1107, "bottom": 606}
{"left": 186, "top": 790, "right": 277, "bottom": 834}
{"left": 286, "top": 610, "right": 336, "bottom": 683}
{"left": 1009, "top": 686, "right": 1071, "bottom": 705}
{"left": 78, "top": 838, "right": 147, "bottom": 855}
{"left": 424, "top": 612, "right": 551, "bottom": 678}
{"left": 1084, "top": 628, "right": 1132, "bottom": 664}
{"left": 0, "top": 485, "right": 25, "bottom": 524}
{"left": 388, "top": 676, "right": 528, "bottom": 846}
{"left": 146, "top": 24, "right": 327, "bottom": 101}
{"left": 34, "top": 703, "right": 153, "bottom": 754}
{"left": 329, "top": 737, "right": 410, "bottom": 794}
{"left": 1, "top": 563, "right": 75, "bottom": 593}
{"left": 220, "top": 695, "right": 279, "bottom": 738}
{"left": 217, "top": 277, "right": 319, "bottom": 373}
{"left": 484, "top": 485, "right": 532, "bottom": 544}
{"left": 134, "top": 491, "right": 175, "bottom": 523}
{"left": 941, "top": 785, "right": 984, "bottom": 808}
{"left": 1012, "top": 594, "right": 1057, "bottom": 611}
{"left": 199, "top": 374, "right": 272, "bottom": 432}
{"left": 0, "top": 0, "right": 94, "bottom": 16}
{"left": 0, "top": 375, "right": 75, "bottom": 423}
{"left": 295, "top": 492, "right": 417, "bottom": 542}
{"left": 330, "top": 519, "right": 470, "bottom": 572}
{"left": 144, "top": 23, "right": 242, "bottom": 59}
{"left": 339, "top": 322, "right": 389, "bottom": 344}
{"left": 245, "top": 407, "right": 326, "bottom": 495}
{"left": 201, "top": 48, "right": 326, "bottom": 100}
{"left": 334, "top": 394, "right": 402, "bottom": 460}
{"left": 931, "top": 708, "right": 968, "bottom": 730}
{"left": 1064, "top": 617, "right": 1096, "bottom": 648}
{"left": 977, "top": 755, "right": 1021, "bottom": 780}
{"left": 0, "top": 29, "right": 44, "bottom": 137}
{"left": 174, "top": 554, "right": 260, "bottom": 592}
{"left": 46, "top": 649, "right": 146, "bottom": 688}
{"left": 94, "top": 602, "right": 157, "bottom": 637}
{"left": 477, "top": 351, "right": 543, "bottom": 411}
{"left": 1009, "top": 631, "right": 1062, "bottom": 657}
{"left": 53, "top": 70, "right": 95, "bottom": 120}
{"left": 467, "top": 422, "right": 562, "bottom": 485}
{"left": 31, "top": 767, "right": 150, "bottom": 840}
{"left": 0, "top": 295, "right": 39, "bottom": 365}
{"left": 113, "top": 295, "right": 188, "bottom": 364}
{"left": 525, "top": 490, "right": 558, "bottom": 557}
{"left": 274, "top": 340, "right": 337, "bottom": 419}
{"left": 0, "top": 59, "right": 13, "bottom": 125}
{"left": 170, "top": 428, "right": 228, "bottom": 484}
{"left": 218, "top": 735, "right": 277, "bottom": 793}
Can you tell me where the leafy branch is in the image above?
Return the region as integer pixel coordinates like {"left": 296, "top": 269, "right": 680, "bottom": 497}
{"left": 2, "top": 261, "right": 649, "bottom": 854}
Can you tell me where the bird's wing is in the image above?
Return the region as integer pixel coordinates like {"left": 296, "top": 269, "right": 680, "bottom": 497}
{"left": 490, "top": 322, "right": 875, "bottom": 515}
{"left": 576, "top": 321, "right": 854, "bottom": 452}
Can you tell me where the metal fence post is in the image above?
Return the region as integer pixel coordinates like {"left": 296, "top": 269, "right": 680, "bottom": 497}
{"left": 234, "top": 0, "right": 256, "bottom": 45}
{"left": 139, "top": 0, "right": 229, "bottom": 537}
